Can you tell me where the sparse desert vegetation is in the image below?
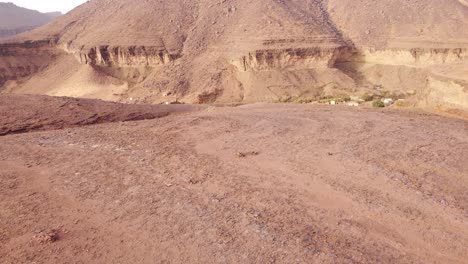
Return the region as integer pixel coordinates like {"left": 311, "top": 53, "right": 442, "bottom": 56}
{"left": 372, "top": 100, "right": 386, "bottom": 108}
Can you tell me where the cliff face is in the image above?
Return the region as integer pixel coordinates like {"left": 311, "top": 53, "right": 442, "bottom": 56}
{"left": 73, "top": 46, "right": 178, "bottom": 67}
{"left": 339, "top": 48, "right": 468, "bottom": 66}
{"left": 232, "top": 47, "right": 351, "bottom": 71}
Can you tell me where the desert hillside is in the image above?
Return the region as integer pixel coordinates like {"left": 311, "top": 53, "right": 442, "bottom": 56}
{"left": 0, "top": 0, "right": 467, "bottom": 112}
{"left": 0, "top": 2, "right": 61, "bottom": 39}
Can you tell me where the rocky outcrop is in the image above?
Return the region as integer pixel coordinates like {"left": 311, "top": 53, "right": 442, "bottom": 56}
{"left": 232, "top": 47, "right": 352, "bottom": 71}
{"left": 0, "top": 42, "right": 178, "bottom": 89}
{"left": 229, "top": 47, "right": 468, "bottom": 73}
{"left": 337, "top": 48, "right": 468, "bottom": 67}
{"left": 70, "top": 46, "right": 180, "bottom": 67}
{"left": 0, "top": 40, "right": 59, "bottom": 87}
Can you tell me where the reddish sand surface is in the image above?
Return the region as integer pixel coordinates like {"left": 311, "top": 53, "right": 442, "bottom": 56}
{"left": 0, "top": 95, "right": 467, "bottom": 263}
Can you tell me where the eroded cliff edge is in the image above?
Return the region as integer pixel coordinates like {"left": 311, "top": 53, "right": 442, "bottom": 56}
{"left": 1, "top": 40, "right": 468, "bottom": 114}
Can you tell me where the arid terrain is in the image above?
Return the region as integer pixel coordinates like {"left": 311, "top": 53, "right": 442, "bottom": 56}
{"left": 1, "top": 0, "right": 468, "bottom": 263}
{"left": 0, "top": 94, "right": 467, "bottom": 263}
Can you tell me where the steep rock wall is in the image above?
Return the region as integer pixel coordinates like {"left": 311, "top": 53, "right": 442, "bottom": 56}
{"left": 231, "top": 47, "right": 352, "bottom": 71}
{"left": 67, "top": 46, "right": 180, "bottom": 67}
{"left": 337, "top": 48, "right": 468, "bottom": 67}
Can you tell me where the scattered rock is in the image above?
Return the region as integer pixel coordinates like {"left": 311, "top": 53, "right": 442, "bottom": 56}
{"left": 188, "top": 178, "right": 201, "bottom": 185}
{"left": 236, "top": 151, "right": 260, "bottom": 158}
{"left": 34, "top": 230, "right": 59, "bottom": 244}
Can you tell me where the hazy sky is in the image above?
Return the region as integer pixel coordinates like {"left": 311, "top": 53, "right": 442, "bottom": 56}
{"left": 2, "top": 0, "right": 87, "bottom": 13}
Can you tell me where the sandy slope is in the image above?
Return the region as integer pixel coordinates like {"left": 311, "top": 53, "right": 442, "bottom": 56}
{"left": 12, "top": 0, "right": 468, "bottom": 49}
{"left": 328, "top": 0, "right": 468, "bottom": 48}
{"left": 0, "top": 96, "right": 467, "bottom": 263}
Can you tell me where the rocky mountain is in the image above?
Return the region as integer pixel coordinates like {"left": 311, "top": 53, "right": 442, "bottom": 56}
{"left": 1, "top": 0, "right": 467, "bottom": 111}
{"left": 0, "top": 2, "right": 61, "bottom": 39}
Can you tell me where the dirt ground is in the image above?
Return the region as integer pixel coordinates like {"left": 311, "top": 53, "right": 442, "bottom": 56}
{"left": 0, "top": 95, "right": 467, "bottom": 263}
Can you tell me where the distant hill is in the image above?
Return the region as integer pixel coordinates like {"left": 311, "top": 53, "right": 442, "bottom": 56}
{"left": 0, "top": 2, "right": 61, "bottom": 39}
